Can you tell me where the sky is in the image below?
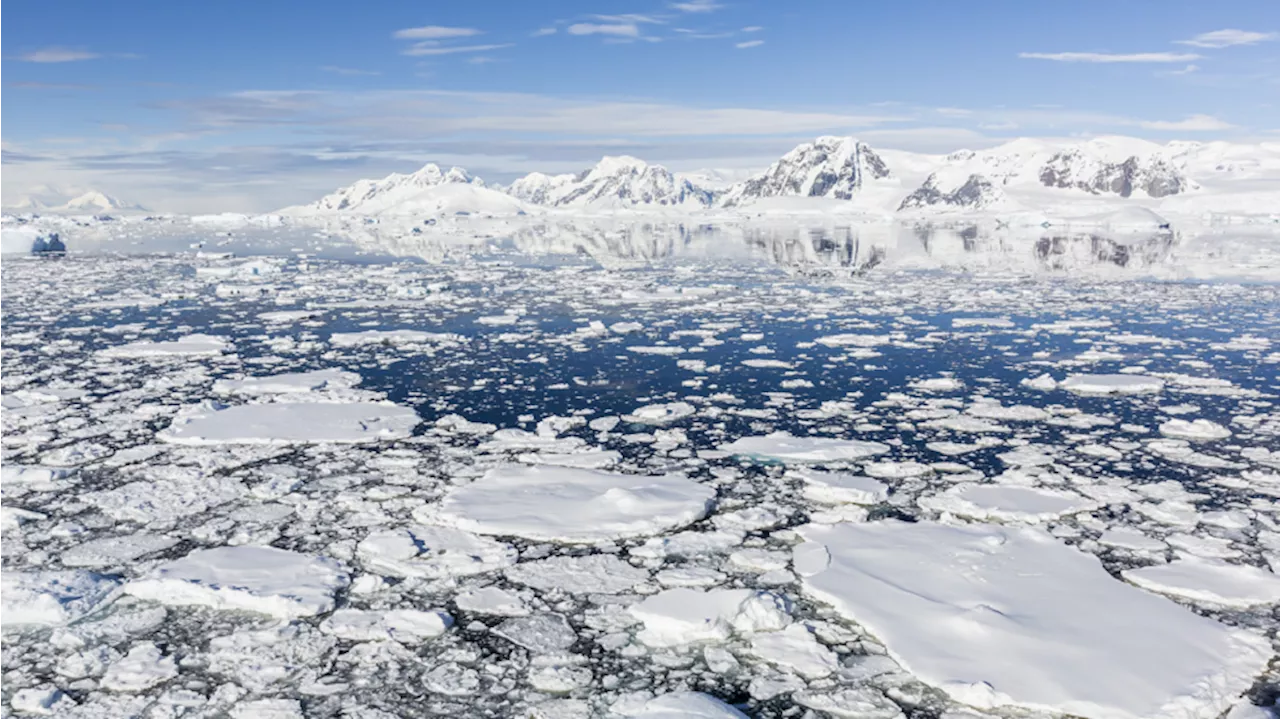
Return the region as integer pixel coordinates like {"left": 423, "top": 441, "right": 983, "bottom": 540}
{"left": 2, "top": 0, "right": 1278, "bottom": 213}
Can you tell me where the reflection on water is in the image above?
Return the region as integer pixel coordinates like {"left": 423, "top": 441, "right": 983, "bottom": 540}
{"left": 343, "top": 218, "right": 1177, "bottom": 275}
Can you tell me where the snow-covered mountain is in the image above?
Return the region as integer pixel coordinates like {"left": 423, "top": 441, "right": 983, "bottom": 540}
{"left": 897, "top": 137, "right": 1198, "bottom": 212}
{"left": 507, "top": 156, "right": 715, "bottom": 210}
{"left": 4, "top": 187, "right": 146, "bottom": 214}
{"left": 718, "top": 136, "right": 893, "bottom": 207}
{"left": 280, "top": 163, "right": 530, "bottom": 216}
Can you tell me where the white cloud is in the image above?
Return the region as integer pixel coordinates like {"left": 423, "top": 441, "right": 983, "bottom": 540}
{"left": 392, "top": 26, "right": 482, "bottom": 40}
{"left": 935, "top": 107, "right": 973, "bottom": 117}
{"left": 19, "top": 47, "right": 100, "bottom": 63}
{"left": 741, "top": 26, "right": 763, "bottom": 33}
{"left": 1019, "top": 51, "right": 1202, "bottom": 63}
{"left": 568, "top": 23, "right": 639, "bottom": 37}
{"left": 671, "top": 0, "right": 724, "bottom": 12}
{"left": 531, "top": 27, "right": 558, "bottom": 37}
{"left": 735, "top": 40, "right": 764, "bottom": 49}
{"left": 1176, "top": 29, "right": 1277, "bottom": 48}
{"left": 592, "top": 14, "right": 664, "bottom": 24}
{"left": 402, "top": 43, "right": 513, "bottom": 56}
{"left": 1139, "top": 114, "right": 1234, "bottom": 131}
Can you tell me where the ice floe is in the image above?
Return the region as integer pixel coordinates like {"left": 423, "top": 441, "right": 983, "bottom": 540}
{"left": 1059, "top": 374, "right": 1164, "bottom": 395}
{"left": 1123, "top": 557, "right": 1280, "bottom": 608}
{"left": 721, "top": 433, "right": 890, "bottom": 463}
{"left": 159, "top": 401, "right": 419, "bottom": 444}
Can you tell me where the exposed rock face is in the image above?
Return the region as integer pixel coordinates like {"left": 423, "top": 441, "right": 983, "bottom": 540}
{"left": 1039, "top": 153, "right": 1189, "bottom": 198}
{"left": 899, "top": 174, "right": 1002, "bottom": 211}
{"left": 719, "top": 137, "right": 891, "bottom": 206}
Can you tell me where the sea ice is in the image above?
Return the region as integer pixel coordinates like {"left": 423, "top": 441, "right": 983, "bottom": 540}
{"left": 60, "top": 534, "right": 179, "bottom": 568}
{"left": 1158, "top": 418, "right": 1232, "bottom": 442}
{"left": 505, "top": 554, "right": 650, "bottom": 594}
{"left": 617, "top": 692, "right": 748, "bottom": 719}
{"left": 796, "top": 521, "right": 1269, "bottom": 719}
{"left": 319, "top": 608, "right": 452, "bottom": 643}
{"left": 357, "top": 525, "right": 517, "bottom": 579}
{"left": 99, "top": 333, "right": 230, "bottom": 358}
{"left": 1123, "top": 558, "right": 1280, "bottom": 608}
{"left": 1, "top": 570, "right": 119, "bottom": 628}
{"left": 920, "top": 484, "right": 1099, "bottom": 523}
{"left": 159, "top": 401, "right": 419, "bottom": 444}
{"left": 100, "top": 643, "right": 178, "bottom": 693}
{"left": 125, "top": 546, "right": 349, "bottom": 618}
{"left": 629, "top": 588, "right": 790, "bottom": 647}
{"left": 434, "top": 465, "right": 715, "bottom": 543}
{"left": 721, "top": 432, "right": 889, "bottom": 463}
{"left": 212, "top": 368, "right": 361, "bottom": 395}
{"left": 1059, "top": 374, "right": 1164, "bottom": 395}
{"left": 623, "top": 402, "right": 696, "bottom": 425}
{"left": 790, "top": 469, "right": 888, "bottom": 505}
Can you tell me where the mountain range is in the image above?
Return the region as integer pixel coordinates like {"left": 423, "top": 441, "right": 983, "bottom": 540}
{"left": 3, "top": 187, "right": 146, "bottom": 214}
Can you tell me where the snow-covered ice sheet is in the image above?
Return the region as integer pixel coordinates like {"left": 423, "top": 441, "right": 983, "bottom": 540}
{"left": 1123, "top": 558, "right": 1280, "bottom": 608}
{"left": 434, "top": 464, "right": 715, "bottom": 542}
{"left": 721, "top": 433, "right": 890, "bottom": 463}
{"left": 125, "top": 546, "right": 349, "bottom": 618}
{"left": 795, "top": 521, "right": 1270, "bottom": 719}
{"left": 159, "top": 401, "right": 420, "bottom": 444}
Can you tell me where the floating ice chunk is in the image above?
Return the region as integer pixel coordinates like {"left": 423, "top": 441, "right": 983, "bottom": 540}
{"left": 618, "top": 692, "right": 748, "bottom": 719}
{"left": 1123, "top": 558, "right": 1280, "bottom": 608}
{"left": 357, "top": 525, "right": 517, "bottom": 579}
{"left": 61, "top": 534, "right": 178, "bottom": 568}
{"left": 920, "top": 484, "right": 1099, "bottom": 523}
{"left": 505, "top": 554, "right": 649, "bottom": 594}
{"left": 518, "top": 450, "right": 621, "bottom": 469}
{"left": 815, "top": 334, "right": 891, "bottom": 348}
{"left": 655, "top": 566, "right": 726, "bottom": 588}
{"left": 741, "top": 358, "right": 793, "bottom": 369}
{"left": 748, "top": 623, "right": 838, "bottom": 679}
{"left": 1098, "top": 529, "right": 1167, "bottom": 552}
{"left": 796, "top": 521, "right": 1270, "bottom": 719}
{"left": 1060, "top": 374, "right": 1164, "bottom": 395}
{"left": 435, "top": 465, "right": 715, "bottom": 543}
{"left": 1147, "top": 439, "right": 1244, "bottom": 469}
{"left": 1, "top": 571, "right": 119, "bottom": 628}
{"left": 790, "top": 469, "right": 888, "bottom": 505}
{"left": 125, "top": 546, "right": 349, "bottom": 618}
{"left": 1158, "top": 419, "right": 1231, "bottom": 442}
{"left": 230, "top": 699, "right": 304, "bottom": 719}
{"left": 100, "top": 642, "right": 177, "bottom": 693}
{"left": 1, "top": 465, "right": 72, "bottom": 486}
{"left": 629, "top": 588, "right": 790, "bottom": 647}
{"left": 493, "top": 614, "right": 577, "bottom": 653}
{"left": 320, "top": 609, "right": 451, "bottom": 644}
{"left": 212, "top": 369, "right": 361, "bottom": 396}
{"left": 423, "top": 663, "right": 481, "bottom": 696}
{"left": 910, "top": 377, "right": 965, "bottom": 392}
{"left": 794, "top": 687, "right": 904, "bottom": 719}
{"left": 922, "top": 415, "right": 1011, "bottom": 434}
{"left": 627, "top": 345, "right": 686, "bottom": 355}
{"left": 159, "top": 402, "right": 419, "bottom": 444}
{"left": 863, "top": 461, "right": 933, "bottom": 479}
{"left": 100, "top": 333, "right": 230, "bottom": 358}
{"left": 1077, "top": 444, "right": 1124, "bottom": 461}
{"left": 967, "top": 402, "right": 1049, "bottom": 422}
{"left": 329, "top": 329, "right": 461, "bottom": 347}
{"left": 623, "top": 402, "right": 696, "bottom": 425}
{"left": 456, "top": 586, "right": 529, "bottom": 616}
{"left": 10, "top": 686, "right": 71, "bottom": 715}
{"left": 721, "top": 432, "right": 889, "bottom": 463}
{"left": 953, "top": 317, "right": 1014, "bottom": 328}
{"left": 1021, "top": 374, "right": 1058, "bottom": 392}
{"left": 610, "top": 321, "right": 644, "bottom": 334}
{"left": 435, "top": 414, "right": 498, "bottom": 435}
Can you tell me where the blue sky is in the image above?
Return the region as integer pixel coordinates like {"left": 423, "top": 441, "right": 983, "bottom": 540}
{"left": 3, "top": 0, "right": 1277, "bottom": 212}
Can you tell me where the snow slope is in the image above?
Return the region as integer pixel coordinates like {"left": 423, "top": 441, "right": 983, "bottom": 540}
{"left": 279, "top": 163, "right": 532, "bottom": 217}
{"left": 507, "top": 156, "right": 714, "bottom": 211}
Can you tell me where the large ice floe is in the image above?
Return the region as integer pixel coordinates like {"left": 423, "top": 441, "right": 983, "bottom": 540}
{"left": 159, "top": 401, "right": 420, "bottom": 444}
{"left": 433, "top": 464, "right": 716, "bottom": 542}
{"left": 795, "top": 521, "right": 1271, "bottom": 719}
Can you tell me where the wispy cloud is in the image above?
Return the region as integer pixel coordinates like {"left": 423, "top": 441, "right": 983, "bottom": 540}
{"left": 7, "top": 81, "right": 97, "bottom": 90}
{"left": 392, "top": 26, "right": 481, "bottom": 40}
{"left": 741, "top": 26, "right": 763, "bottom": 33}
{"left": 1176, "top": 29, "right": 1277, "bottom": 49}
{"left": 735, "top": 40, "right": 764, "bottom": 49}
{"left": 568, "top": 23, "right": 639, "bottom": 37}
{"left": 402, "top": 43, "right": 513, "bottom": 56}
{"left": 1019, "top": 51, "right": 1202, "bottom": 63}
{"left": 320, "top": 65, "right": 381, "bottom": 76}
{"left": 531, "top": 27, "right": 558, "bottom": 37}
{"left": 671, "top": 0, "right": 724, "bottom": 12}
{"left": 592, "top": 14, "right": 664, "bottom": 25}
{"left": 1139, "top": 114, "right": 1234, "bottom": 131}
{"left": 19, "top": 47, "right": 100, "bottom": 63}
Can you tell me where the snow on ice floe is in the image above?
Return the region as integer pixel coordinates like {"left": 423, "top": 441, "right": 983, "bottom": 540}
{"left": 319, "top": 608, "right": 452, "bottom": 644}
{"left": 505, "top": 554, "right": 650, "bottom": 594}
{"left": 920, "top": 484, "right": 1099, "bottom": 523}
{"left": 212, "top": 368, "right": 361, "bottom": 395}
{"left": 789, "top": 469, "right": 888, "bottom": 505}
{"left": 60, "top": 534, "right": 179, "bottom": 568}
{"left": 628, "top": 588, "right": 791, "bottom": 647}
{"left": 622, "top": 401, "right": 697, "bottom": 425}
{"left": 124, "top": 546, "right": 349, "bottom": 618}
{"left": 357, "top": 525, "right": 517, "bottom": 578}
{"left": 1, "top": 571, "right": 119, "bottom": 628}
{"left": 99, "top": 333, "right": 231, "bottom": 358}
{"left": 721, "top": 433, "right": 890, "bottom": 463}
{"left": 796, "top": 521, "right": 1271, "bottom": 719}
{"left": 615, "top": 692, "right": 748, "bottom": 719}
{"left": 1158, "top": 418, "right": 1231, "bottom": 441}
{"left": 1059, "top": 374, "right": 1164, "bottom": 395}
{"left": 1123, "top": 557, "right": 1280, "bottom": 608}
{"left": 434, "top": 464, "right": 715, "bottom": 543}
{"left": 159, "top": 401, "right": 419, "bottom": 444}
